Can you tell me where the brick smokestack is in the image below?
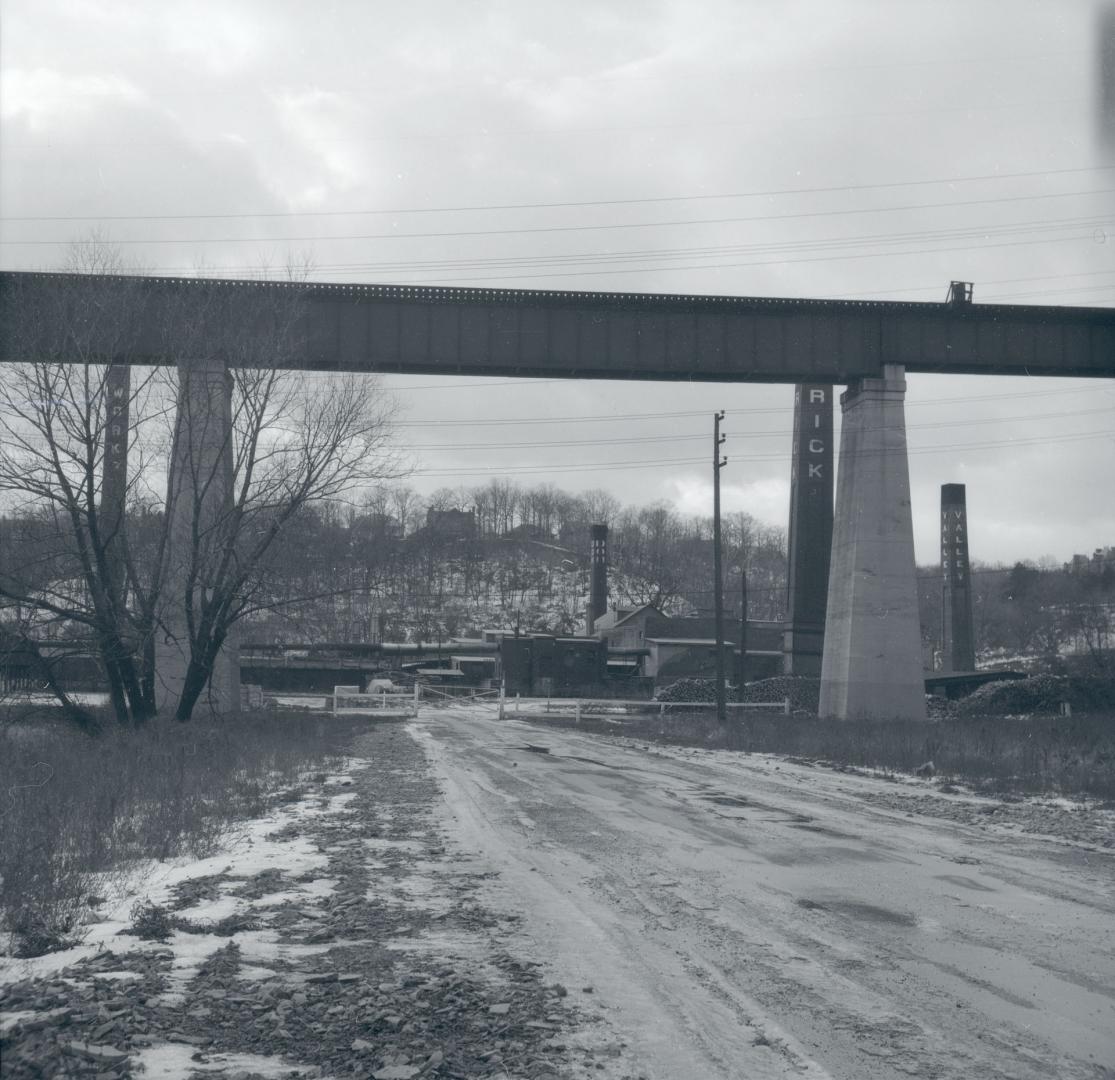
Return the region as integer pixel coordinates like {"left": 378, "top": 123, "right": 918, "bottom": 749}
{"left": 589, "top": 524, "right": 609, "bottom": 633}
{"left": 941, "top": 483, "right": 976, "bottom": 672}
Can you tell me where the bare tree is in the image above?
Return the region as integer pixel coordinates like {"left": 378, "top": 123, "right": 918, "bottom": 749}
{"left": 0, "top": 245, "right": 167, "bottom": 728}
{"left": 0, "top": 248, "right": 405, "bottom": 726}
{"left": 151, "top": 275, "right": 405, "bottom": 721}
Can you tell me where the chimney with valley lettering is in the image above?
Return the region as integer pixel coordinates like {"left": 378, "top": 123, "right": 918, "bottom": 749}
{"left": 941, "top": 484, "right": 976, "bottom": 672}
{"left": 587, "top": 524, "right": 609, "bottom": 636}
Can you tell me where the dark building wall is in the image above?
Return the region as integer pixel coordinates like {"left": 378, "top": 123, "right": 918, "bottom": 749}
{"left": 498, "top": 638, "right": 535, "bottom": 696}
{"left": 498, "top": 635, "right": 606, "bottom": 696}
{"left": 645, "top": 616, "right": 737, "bottom": 644}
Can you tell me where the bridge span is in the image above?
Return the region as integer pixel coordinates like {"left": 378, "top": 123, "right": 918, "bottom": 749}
{"left": 1, "top": 271, "right": 1113, "bottom": 381}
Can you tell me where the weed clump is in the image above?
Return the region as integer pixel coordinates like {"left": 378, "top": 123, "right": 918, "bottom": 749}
{"left": 127, "top": 899, "right": 179, "bottom": 941}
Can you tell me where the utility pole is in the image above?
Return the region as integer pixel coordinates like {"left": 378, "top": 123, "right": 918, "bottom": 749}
{"left": 738, "top": 567, "right": 748, "bottom": 699}
{"left": 713, "top": 411, "right": 727, "bottom": 728}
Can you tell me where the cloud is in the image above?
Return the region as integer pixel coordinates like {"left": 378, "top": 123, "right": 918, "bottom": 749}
{"left": 1, "top": 1, "right": 1110, "bottom": 566}
{"left": 670, "top": 473, "right": 790, "bottom": 525}
{"left": 1, "top": 68, "right": 146, "bottom": 131}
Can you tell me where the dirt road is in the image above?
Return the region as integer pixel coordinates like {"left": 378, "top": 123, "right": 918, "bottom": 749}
{"left": 415, "top": 709, "right": 1115, "bottom": 1080}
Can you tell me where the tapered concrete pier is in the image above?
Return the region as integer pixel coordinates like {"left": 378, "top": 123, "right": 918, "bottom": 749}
{"left": 155, "top": 359, "right": 240, "bottom": 716}
{"left": 819, "top": 365, "right": 926, "bottom": 721}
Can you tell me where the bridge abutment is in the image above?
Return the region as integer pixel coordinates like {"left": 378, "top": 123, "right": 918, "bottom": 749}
{"left": 155, "top": 359, "right": 240, "bottom": 718}
{"left": 819, "top": 365, "right": 926, "bottom": 721}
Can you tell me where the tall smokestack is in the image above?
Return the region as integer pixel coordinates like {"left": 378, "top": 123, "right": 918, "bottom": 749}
{"left": 783, "top": 383, "right": 833, "bottom": 675}
{"left": 589, "top": 524, "right": 608, "bottom": 634}
{"left": 941, "top": 484, "right": 976, "bottom": 672}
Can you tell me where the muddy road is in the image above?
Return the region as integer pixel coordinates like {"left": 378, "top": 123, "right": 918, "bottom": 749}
{"left": 415, "top": 710, "right": 1115, "bottom": 1080}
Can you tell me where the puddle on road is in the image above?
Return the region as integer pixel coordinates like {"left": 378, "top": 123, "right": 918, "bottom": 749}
{"left": 796, "top": 898, "right": 918, "bottom": 927}
{"left": 567, "top": 755, "right": 632, "bottom": 771}
{"left": 702, "top": 794, "right": 751, "bottom": 808}
{"left": 789, "top": 822, "right": 856, "bottom": 840}
{"left": 935, "top": 874, "right": 996, "bottom": 893}
{"left": 507, "top": 747, "right": 640, "bottom": 773}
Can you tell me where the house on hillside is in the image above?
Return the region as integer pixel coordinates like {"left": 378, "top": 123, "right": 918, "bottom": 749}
{"left": 423, "top": 508, "right": 476, "bottom": 540}
{"left": 1065, "top": 546, "right": 1115, "bottom": 577}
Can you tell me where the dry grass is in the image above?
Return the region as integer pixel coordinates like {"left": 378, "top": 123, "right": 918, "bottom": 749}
{"left": 533, "top": 709, "right": 1115, "bottom": 801}
{"left": 0, "top": 710, "right": 360, "bottom": 957}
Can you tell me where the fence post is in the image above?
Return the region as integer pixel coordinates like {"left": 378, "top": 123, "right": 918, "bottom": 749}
{"left": 515, "top": 692, "right": 520, "bottom": 718}
{"left": 783, "top": 698, "right": 791, "bottom": 715}
{"left": 660, "top": 702, "right": 665, "bottom": 718}
{"left": 575, "top": 700, "right": 581, "bottom": 724}
{"left": 414, "top": 682, "right": 421, "bottom": 712}
{"left": 498, "top": 685, "right": 505, "bottom": 720}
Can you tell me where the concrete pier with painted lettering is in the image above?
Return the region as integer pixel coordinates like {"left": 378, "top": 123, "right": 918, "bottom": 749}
{"left": 783, "top": 384, "right": 834, "bottom": 676}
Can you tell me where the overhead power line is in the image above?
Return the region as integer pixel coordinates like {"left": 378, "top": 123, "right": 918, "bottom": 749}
{"left": 411, "top": 428, "right": 1113, "bottom": 478}
{"left": 4, "top": 165, "right": 1112, "bottom": 224}
{"left": 58, "top": 210, "right": 1104, "bottom": 279}
{"left": 21, "top": 216, "right": 1097, "bottom": 289}
{"left": 409, "top": 228, "right": 1111, "bottom": 285}
{"left": 5, "top": 193, "right": 1111, "bottom": 247}
{"left": 398, "top": 405, "right": 1115, "bottom": 451}
{"left": 390, "top": 385, "right": 1103, "bottom": 428}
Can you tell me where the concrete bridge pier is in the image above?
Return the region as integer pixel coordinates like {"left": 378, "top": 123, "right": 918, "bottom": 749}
{"left": 819, "top": 364, "right": 926, "bottom": 721}
{"left": 155, "top": 358, "right": 240, "bottom": 717}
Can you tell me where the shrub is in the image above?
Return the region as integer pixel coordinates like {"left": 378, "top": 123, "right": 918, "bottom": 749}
{"left": 956, "top": 675, "right": 1115, "bottom": 715}
{"left": 127, "top": 899, "right": 178, "bottom": 941}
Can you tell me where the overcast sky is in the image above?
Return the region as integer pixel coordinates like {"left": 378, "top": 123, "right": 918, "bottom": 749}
{"left": 2, "top": 0, "right": 1113, "bottom": 567}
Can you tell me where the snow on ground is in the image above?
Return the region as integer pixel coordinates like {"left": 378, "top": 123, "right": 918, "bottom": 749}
{"left": 0, "top": 758, "right": 362, "bottom": 988}
{"left": 133, "top": 1042, "right": 328, "bottom": 1078}
{"left": 1, "top": 723, "right": 613, "bottom": 1080}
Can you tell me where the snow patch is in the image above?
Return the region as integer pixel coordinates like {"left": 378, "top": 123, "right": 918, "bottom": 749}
{"left": 173, "top": 895, "right": 243, "bottom": 922}
{"left": 133, "top": 1042, "right": 331, "bottom": 1078}
{"left": 0, "top": 775, "right": 352, "bottom": 987}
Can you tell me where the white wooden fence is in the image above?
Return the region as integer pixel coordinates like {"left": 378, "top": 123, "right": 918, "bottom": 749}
{"left": 332, "top": 682, "right": 789, "bottom": 723}
{"left": 496, "top": 695, "right": 790, "bottom": 721}
{"left": 332, "top": 684, "right": 419, "bottom": 718}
